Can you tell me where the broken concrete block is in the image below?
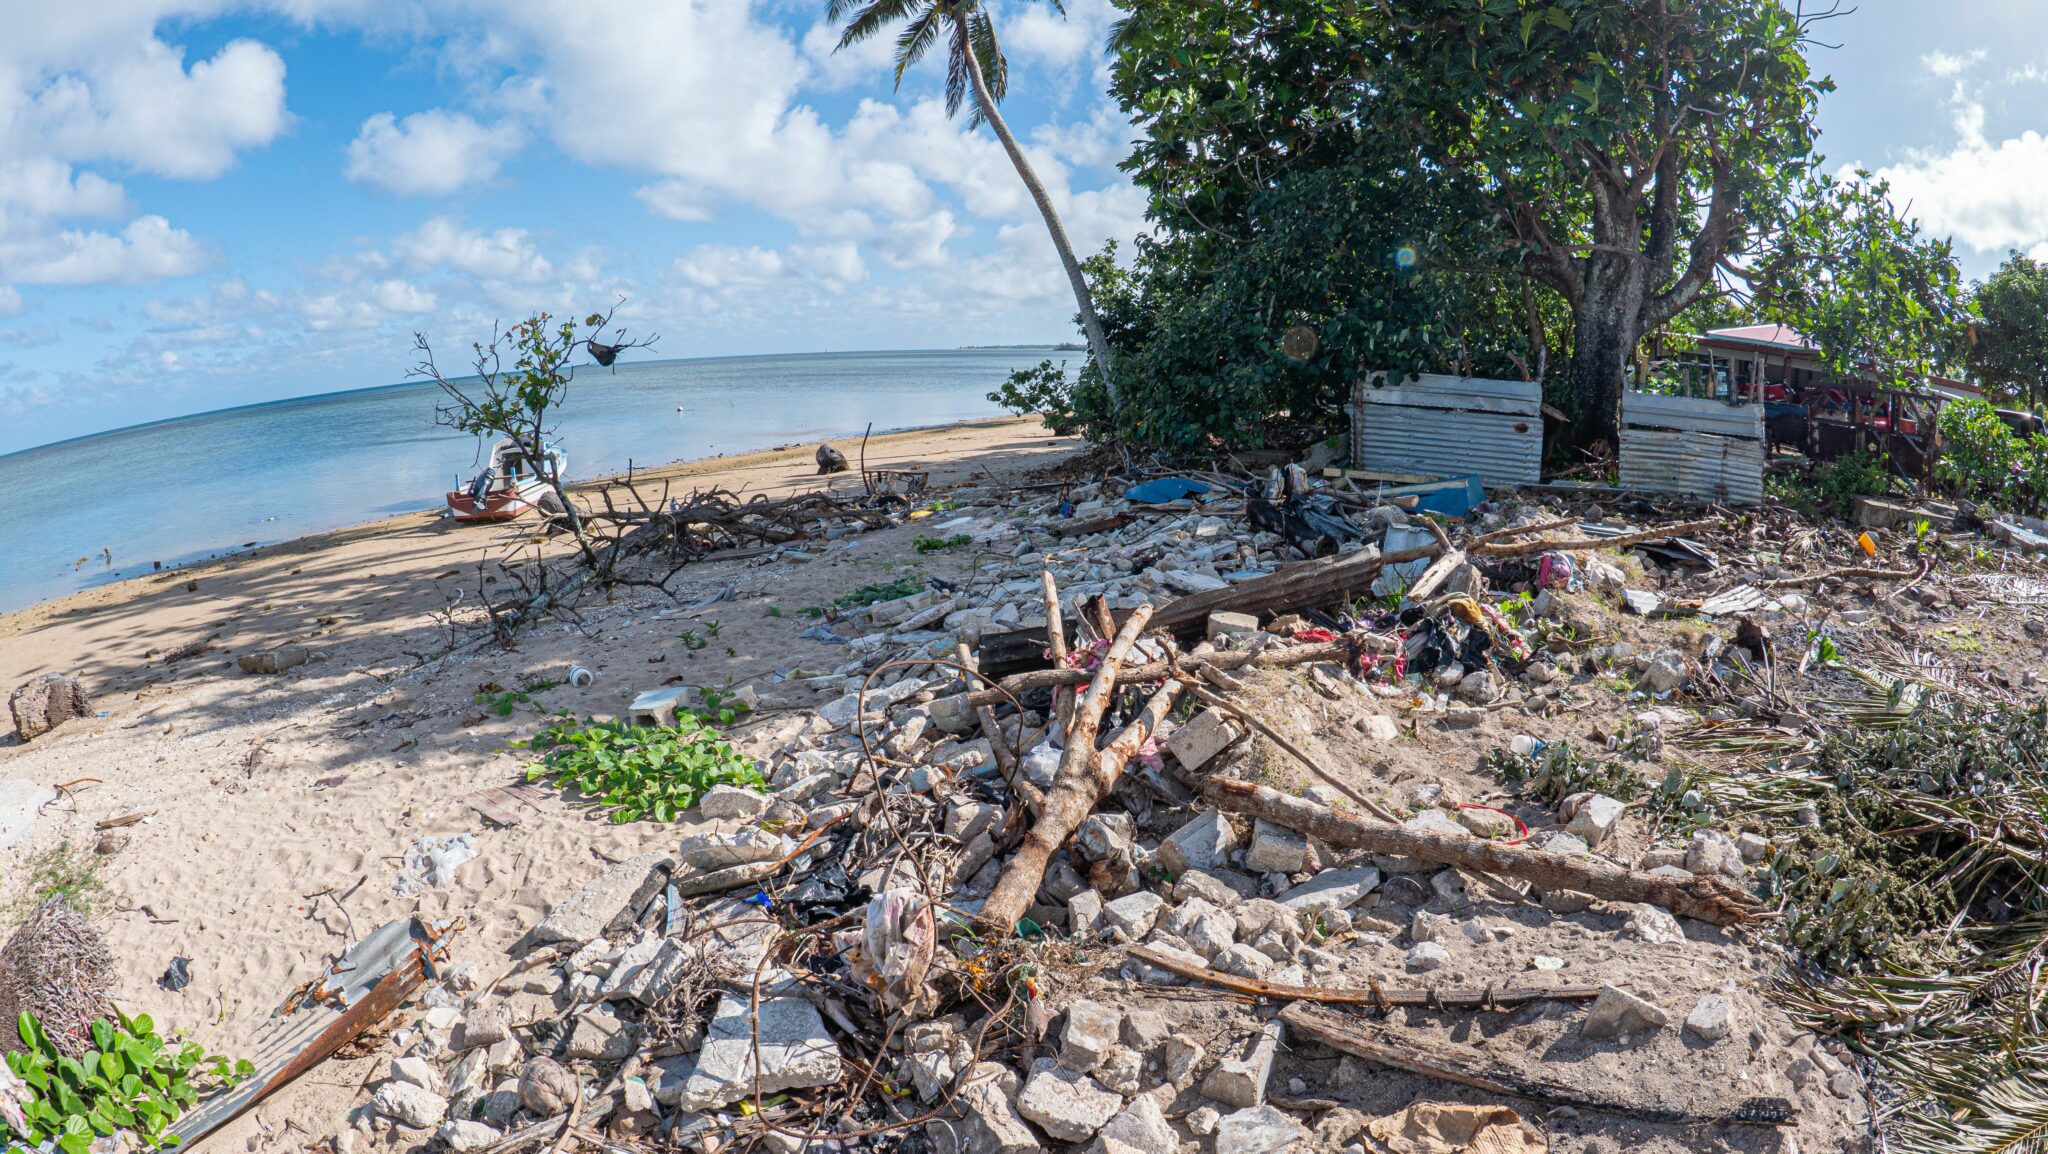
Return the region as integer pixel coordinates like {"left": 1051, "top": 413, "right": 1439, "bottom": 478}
{"left": 1166, "top": 708, "right": 1240, "bottom": 771}
{"left": 1101, "top": 891, "right": 1166, "bottom": 938}
{"left": 1206, "top": 611, "right": 1260, "bottom": 640}
{"left": 1582, "top": 985, "right": 1670, "bottom": 1040}
{"left": 1214, "top": 1104, "right": 1309, "bottom": 1154}
{"left": 237, "top": 645, "right": 310, "bottom": 675}
{"left": 697, "top": 784, "right": 768, "bottom": 821}
{"left": 1277, "top": 865, "right": 1380, "bottom": 914}
{"left": 1201, "top": 1020, "right": 1281, "bottom": 1108}
{"left": 372, "top": 1080, "right": 448, "bottom": 1128}
{"left": 1563, "top": 793, "right": 1626, "bottom": 849}
{"left": 563, "top": 1008, "right": 634, "bottom": 1061}
{"left": 1160, "top": 898, "right": 1236, "bottom": 960}
{"left": 1684, "top": 993, "right": 1735, "bottom": 1043}
{"left": 1060, "top": 1000, "right": 1122, "bottom": 1072}
{"left": 1120, "top": 1010, "right": 1169, "bottom": 1054}
{"left": 819, "top": 678, "right": 927, "bottom": 728}
{"left": 1157, "top": 811, "right": 1236, "bottom": 873}
{"left": 678, "top": 827, "right": 792, "bottom": 869}
{"left": 437, "top": 1120, "right": 501, "bottom": 1152}
{"left": 1626, "top": 903, "right": 1685, "bottom": 945}
{"left": 526, "top": 853, "right": 668, "bottom": 947}
{"left": 1092, "top": 1093, "right": 1176, "bottom": 1154}
{"left": 1405, "top": 942, "right": 1449, "bottom": 972}
{"left": 1067, "top": 890, "right": 1105, "bottom": 937}
{"left": 1163, "top": 1036, "right": 1206, "bottom": 1085}
{"left": 926, "top": 692, "right": 978, "bottom": 736}
{"left": 1244, "top": 819, "right": 1307, "bottom": 874}
{"left": 953, "top": 1062, "right": 1041, "bottom": 1154}
{"left": 1214, "top": 943, "right": 1275, "bottom": 980}
{"left": 1016, "top": 1064, "right": 1121, "bottom": 1142}
{"left": 673, "top": 995, "right": 843, "bottom": 1110}
{"left": 6, "top": 674, "right": 90, "bottom": 742}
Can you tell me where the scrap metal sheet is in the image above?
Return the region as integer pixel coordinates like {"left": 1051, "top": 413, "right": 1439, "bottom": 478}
{"left": 1619, "top": 392, "right": 1766, "bottom": 506}
{"left": 1350, "top": 374, "right": 1543, "bottom": 486}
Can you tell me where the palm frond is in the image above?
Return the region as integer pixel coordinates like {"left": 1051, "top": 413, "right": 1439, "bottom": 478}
{"left": 944, "top": 16, "right": 971, "bottom": 122}
{"left": 893, "top": 6, "right": 947, "bottom": 88}
{"left": 836, "top": 0, "right": 920, "bottom": 50}
{"left": 970, "top": 9, "right": 1006, "bottom": 106}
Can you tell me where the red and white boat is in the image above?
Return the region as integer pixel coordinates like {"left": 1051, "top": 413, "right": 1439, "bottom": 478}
{"left": 445, "top": 439, "right": 567, "bottom": 523}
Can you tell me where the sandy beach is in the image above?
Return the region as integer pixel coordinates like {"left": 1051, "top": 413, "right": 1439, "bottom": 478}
{"left": 0, "top": 414, "right": 1076, "bottom": 1151}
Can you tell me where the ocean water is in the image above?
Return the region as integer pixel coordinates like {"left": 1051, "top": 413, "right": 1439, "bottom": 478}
{"left": 0, "top": 347, "right": 1066, "bottom": 613}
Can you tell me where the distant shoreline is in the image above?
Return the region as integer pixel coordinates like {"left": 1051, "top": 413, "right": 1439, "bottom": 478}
{"left": 0, "top": 414, "right": 1045, "bottom": 632}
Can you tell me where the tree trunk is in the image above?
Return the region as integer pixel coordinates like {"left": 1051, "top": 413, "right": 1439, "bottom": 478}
{"left": 957, "top": 25, "right": 1121, "bottom": 416}
{"left": 1564, "top": 273, "right": 1642, "bottom": 450}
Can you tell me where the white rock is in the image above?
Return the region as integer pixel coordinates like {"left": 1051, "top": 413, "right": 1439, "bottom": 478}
{"left": 1582, "top": 985, "right": 1670, "bottom": 1040}
{"left": 1091, "top": 1094, "right": 1176, "bottom": 1154}
{"left": 677, "top": 826, "right": 792, "bottom": 869}
{"left": 1626, "top": 903, "right": 1686, "bottom": 945}
{"left": 436, "top": 1120, "right": 502, "bottom": 1152}
{"left": 1017, "top": 1065, "right": 1122, "bottom": 1142}
{"left": 1564, "top": 794, "right": 1626, "bottom": 849}
{"left": 1060, "top": 1000, "right": 1122, "bottom": 1072}
{"left": 372, "top": 1081, "right": 448, "bottom": 1129}
{"left": 1158, "top": 810, "right": 1236, "bottom": 873}
{"left": 1214, "top": 1105, "right": 1309, "bottom": 1154}
{"left": 1244, "top": 819, "right": 1308, "bottom": 874}
{"left": 1684, "top": 994, "right": 1735, "bottom": 1043}
{"left": 697, "top": 784, "right": 768, "bottom": 820}
{"left": 1406, "top": 942, "right": 1449, "bottom": 972}
{"left": 1102, "top": 891, "right": 1166, "bottom": 938}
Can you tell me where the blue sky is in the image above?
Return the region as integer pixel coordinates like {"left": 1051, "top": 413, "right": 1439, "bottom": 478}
{"left": 2, "top": 0, "right": 2046, "bottom": 454}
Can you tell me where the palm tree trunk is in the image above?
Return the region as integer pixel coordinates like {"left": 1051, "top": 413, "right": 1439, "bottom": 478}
{"left": 956, "top": 24, "right": 1121, "bottom": 416}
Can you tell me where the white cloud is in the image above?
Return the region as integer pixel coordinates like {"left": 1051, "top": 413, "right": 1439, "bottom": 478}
{"left": 0, "top": 287, "right": 20, "bottom": 317}
{"left": 395, "top": 216, "right": 552, "bottom": 282}
{"left": 1925, "top": 49, "right": 1986, "bottom": 79}
{"left": 798, "top": 20, "right": 898, "bottom": 91}
{"left": 671, "top": 244, "right": 787, "bottom": 289}
{"left": 1873, "top": 85, "right": 2048, "bottom": 255}
{"left": 2, "top": 215, "right": 209, "bottom": 286}
{"left": 346, "top": 110, "right": 523, "bottom": 195}
{"left": 26, "top": 38, "right": 289, "bottom": 180}
{"left": 370, "top": 278, "right": 437, "bottom": 313}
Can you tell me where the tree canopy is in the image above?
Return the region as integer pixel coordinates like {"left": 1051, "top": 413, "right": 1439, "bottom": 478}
{"left": 1971, "top": 251, "right": 2048, "bottom": 409}
{"left": 1098, "top": 0, "right": 1834, "bottom": 449}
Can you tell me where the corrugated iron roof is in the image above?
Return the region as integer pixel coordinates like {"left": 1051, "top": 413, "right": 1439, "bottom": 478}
{"left": 1619, "top": 392, "right": 1765, "bottom": 506}
{"left": 1349, "top": 374, "right": 1542, "bottom": 487}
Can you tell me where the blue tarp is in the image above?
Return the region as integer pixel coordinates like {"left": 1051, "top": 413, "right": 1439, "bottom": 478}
{"left": 1124, "top": 477, "right": 1211, "bottom": 504}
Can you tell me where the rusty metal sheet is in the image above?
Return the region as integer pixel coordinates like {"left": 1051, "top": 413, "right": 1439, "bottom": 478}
{"left": 1620, "top": 392, "right": 1766, "bottom": 506}
{"left": 1349, "top": 374, "right": 1543, "bottom": 486}
{"left": 172, "top": 917, "right": 462, "bottom": 1148}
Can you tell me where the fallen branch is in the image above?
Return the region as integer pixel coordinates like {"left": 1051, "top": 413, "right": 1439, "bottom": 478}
{"left": 979, "top": 607, "right": 1157, "bottom": 933}
{"left": 1202, "top": 780, "right": 1762, "bottom": 926}
{"left": 1470, "top": 518, "right": 1722, "bottom": 558}
{"left": 1755, "top": 566, "right": 1921, "bottom": 589}
{"left": 1469, "top": 516, "right": 1579, "bottom": 546}
{"left": 1280, "top": 1004, "right": 1795, "bottom": 1127}
{"left": 1126, "top": 945, "right": 1599, "bottom": 1009}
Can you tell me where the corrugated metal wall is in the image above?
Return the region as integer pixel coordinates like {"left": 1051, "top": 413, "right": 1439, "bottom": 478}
{"left": 1619, "top": 391, "right": 1766, "bottom": 505}
{"left": 1348, "top": 374, "right": 1543, "bottom": 486}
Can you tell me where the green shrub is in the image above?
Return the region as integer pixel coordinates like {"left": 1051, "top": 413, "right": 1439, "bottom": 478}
{"left": 832, "top": 578, "right": 924, "bottom": 609}
{"left": 1770, "top": 450, "right": 1894, "bottom": 519}
{"left": 3, "top": 1010, "right": 250, "bottom": 1152}
{"left": 521, "top": 713, "right": 764, "bottom": 824}
{"left": 1933, "top": 398, "right": 2023, "bottom": 503}
{"left": 987, "top": 360, "right": 1109, "bottom": 438}
{"left": 913, "top": 534, "right": 972, "bottom": 554}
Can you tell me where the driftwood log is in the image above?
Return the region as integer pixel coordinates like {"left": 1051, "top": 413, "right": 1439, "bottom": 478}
{"left": 1469, "top": 518, "right": 1722, "bottom": 559}
{"left": 965, "top": 640, "right": 1357, "bottom": 707}
{"left": 1148, "top": 544, "right": 1441, "bottom": 636}
{"left": 1202, "top": 780, "right": 1762, "bottom": 926}
{"left": 1125, "top": 945, "right": 1599, "bottom": 1010}
{"left": 1280, "top": 1004, "right": 1795, "bottom": 1127}
{"left": 979, "top": 607, "right": 1159, "bottom": 932}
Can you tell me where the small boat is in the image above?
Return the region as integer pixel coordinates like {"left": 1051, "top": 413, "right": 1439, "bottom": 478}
{"left": 446, "top": 439, "right": 567, "bottom": 523}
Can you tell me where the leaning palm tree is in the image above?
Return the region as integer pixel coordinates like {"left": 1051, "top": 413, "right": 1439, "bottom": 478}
{"left": 829, "top": 0, "right": 1121, "bottom": 415}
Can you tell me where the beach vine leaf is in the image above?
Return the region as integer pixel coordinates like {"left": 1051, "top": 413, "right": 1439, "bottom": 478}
{"left": 520, "top": 713, "right": 764, "bottom": 823}
{"left": 2, "top": 1009, "right": 251, "bottom": 1151}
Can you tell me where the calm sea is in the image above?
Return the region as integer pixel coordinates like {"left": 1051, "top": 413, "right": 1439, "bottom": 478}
{"left": 0, "top": 347, "right": 1066, "bottom": 613}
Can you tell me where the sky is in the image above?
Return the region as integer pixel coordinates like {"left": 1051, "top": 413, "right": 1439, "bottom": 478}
{"left": 2, "top": 0, "right": 2048, "bottom": 454}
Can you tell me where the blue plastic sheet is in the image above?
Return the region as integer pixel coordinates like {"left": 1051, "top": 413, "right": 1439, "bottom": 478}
{"left": 1124, "top": 477, "right": 1211, "bottom": 504}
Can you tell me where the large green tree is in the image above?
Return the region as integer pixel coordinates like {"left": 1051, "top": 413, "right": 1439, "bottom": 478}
{"left": 828, "top": 0, "right": 1122, "bottom": 414}
{"left": 1112, "top": 0, "right": 1831, "bottom": 448}
{"left": 1971, "top": 251, "right": 2048, "bottom": 410}
{"left": 1747, "top": 174, "right": 1971, "bottom": 386}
